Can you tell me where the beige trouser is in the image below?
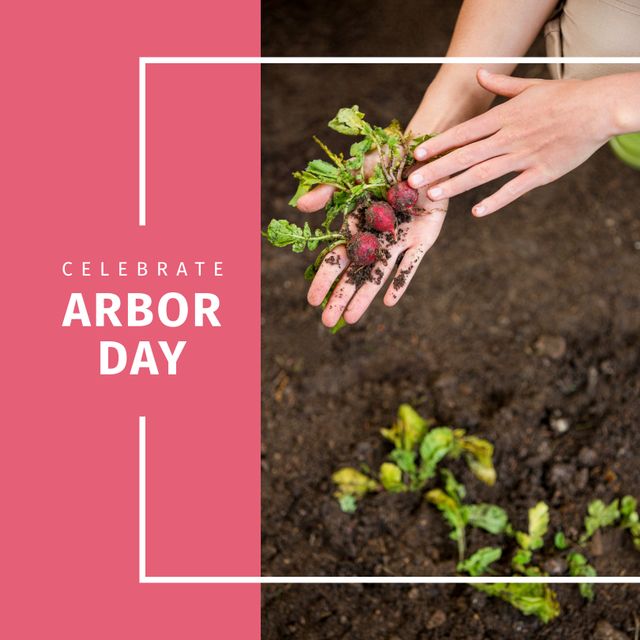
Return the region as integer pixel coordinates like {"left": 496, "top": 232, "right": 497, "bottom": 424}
{"left": 545, "top": 0, "right": 640, "bottom": 80}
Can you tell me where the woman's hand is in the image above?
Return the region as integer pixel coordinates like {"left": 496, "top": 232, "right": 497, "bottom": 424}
{"left": 409, "top": 69, "right": 621, "bottom": 217}
{"left": 297, "top": 178, "right": 448, "bottom": 327}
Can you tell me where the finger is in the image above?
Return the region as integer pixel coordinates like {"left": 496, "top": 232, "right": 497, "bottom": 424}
{"left": 409, "top": 138, "right": 502, "bottom": 190}
{"left": 476, "top": 68, "right": 545, "bottom": 99}
{"left": 343, "top": 256, "right": 397, "bottom": 324}
{"left": 426, "top": 154, "right": 521, "bottom": 201}
{"left": 383, "top": 245, "right": 427, "bottom": 306}
{"left": 307, "top": 245, "right": 349, "bottom": 306}
{"left": 296, "top": 183, "right": 336, "bottom": 213}
{"left": 414, "top": 111, "right": 500, "bottom": 162}
{"left": 363, "top": 151, "right": 379, "bottom": 177}
{"left": 321, "top": 271, "right": 357, "bottom": 328}
{"left": 472, "top": 169, "right": 543, "bottom": 217}
{"left": 407, "top": 178, "right": 447, "bottom": 216}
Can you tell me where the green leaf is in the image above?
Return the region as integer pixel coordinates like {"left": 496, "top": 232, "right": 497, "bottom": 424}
{"left": 457, "top": 547, "right": 502, "bottom": 577}
{"left": 266, "top": 219, "right": 308, "bottom": 252}
{"left": 347, "top": 138, "right": 373, "bottom": 175}
{"left": 621, "top": 495, "right": 638, "bottom": 518}
{"left": 328, "top": 317, "right": 347, "bottom": 334}
{"left": 266, "top": 219, "right": 342, "bottom": 253}
{"left": 379, "top": 462, "right": 406, "bottom": 493}
{"left": 408, "top": 133, "right": 435, "bottom": 150}
{"left": 389, "top": 449, "right": 417, "bottom": 478}
{"left": 328, "top": 105, "right": 367, "bottom": 135}
{"left": 516, "top": 502, "right": 549, "bottom": 551}
{"left": 338, "top": 494, "right": 357, "bottom": 513}
{"left": 367, "top": 164, "right": 388, "bottom": 199}
{"left": 579, "top": 583, "right": 595, "bottom": 601}
{"left": 511, "top": 548, "right": 533, "bottom": 571}
{"left": 380, "top": 404, "right": 430, "bottom": 452}
{"left": 384, "top": 119, "right": 403, "bottom": 138}
{"left": 474, "top": 583, "right": 560, "bottom": 623}
{"left": 582, "top": 499, "right": 620, "bottom": 541}
{"left": 419, "top": 427, "right": 455, "bottom": 481}
{"left": 288, "top": 159, "right": 344, "bottom": 206}
{"left": 426, "top": 487, "right": 466, "bottom": 561}
{"left": 554, "top": 531, "right": 569, "bottom": 550}
{"left": 304, "top": 263, "right": 317, "bottom": 281}
{"left": 441, "top": 468, "right": 466, "bottom": 502}
{"left": 306, "top": 158, "right": 340, "bottom": 180}
{"left": 332, "top": 467, "right": 379, "bottom": 503}
{"left": 457, "top": 435, "right": 497, "bottom": 486}
{"left": 567, "top": 552, "right": 597, "bottom": 601}
{"left": 289, "top": 180, "right": 313, "bottom": 207}
{"left": 397, "top": 404, "right": 430, "bottom": 450}
{"left": 619, "top": 495, "right": 640, "bottom": 548}
{"left": 463, "top": 503, "right": 510, "bottom": 535}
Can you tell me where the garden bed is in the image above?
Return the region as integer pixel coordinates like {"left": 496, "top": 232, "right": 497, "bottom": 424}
{"left": 262, "top": 584, "right": 640, "bottom": 639}
{"left": 261, "top": 61, "right": 640, "bottom": 626}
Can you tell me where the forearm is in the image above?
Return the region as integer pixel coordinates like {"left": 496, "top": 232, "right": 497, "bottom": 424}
{"left": 447, "top": 0, "right": 557, "bottom": 57}
{"left": 407, "top": 0, "right": 557, "bottom": 135}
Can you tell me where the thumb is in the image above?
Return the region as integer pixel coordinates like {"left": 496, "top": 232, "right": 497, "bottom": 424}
{"left": 296, "top": 183, "right": 335, "bottom": 213}
{"left": 477, "top": 68, "right": 544, "bottom": 98}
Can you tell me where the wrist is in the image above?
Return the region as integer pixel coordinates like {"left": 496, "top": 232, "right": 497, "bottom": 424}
{"left": 406, "top": 66, "right": 496, "bottom": 135}
{"left": 591, "top": 74, "right": 640, "bottom": 139}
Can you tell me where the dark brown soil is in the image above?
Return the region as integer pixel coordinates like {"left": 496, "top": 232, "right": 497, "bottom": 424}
{"left": 261, "top": 4, "right": 640, "bottom": 635}
{"left": 262, "top": 59, "right": 640, "bottom": 576}
{"left": 263, "top": 0, "right": 464, "bottom": 58}
{"left": 262, "top": 584, "right": 640, "bottom": 639}
{"left": 262, "top": 0, "right": 547, "bottom": 58}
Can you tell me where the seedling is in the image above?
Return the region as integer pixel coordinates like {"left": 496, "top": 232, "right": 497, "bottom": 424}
{"left": 567, "top": 552, "right": 596, "bottom": 601}
{"left": 331, "top": 405, "right": 640, "bottom": 624}
{"left": 620, "top": 495, "right": 640, "bottom": 550}
{"left": 426, "top": 469, "right": 508, "bottom": 561}
{"left": 265, "top": 107, "right": 434, "bottom": 328}
{"left": 332, "top": 404, "right": 497, "bottom": 515}
{"left": 474, "top": 583, "right": 560, "bottom": 624}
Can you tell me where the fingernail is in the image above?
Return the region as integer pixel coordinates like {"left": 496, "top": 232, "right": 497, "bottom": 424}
{"left": 478, "top": 68, "right": 489, "bottom": 78}
{"left": 415, "top": 148, "right": 427, "bottom": 160}
{"left": 428, "top": 186, "right": 443, "bottom": 199}
{"left": 473, "top": 205, "right": 486, "bottom": 216}
{"left": 410, "top": 174, "right": 424, "bottom": 187}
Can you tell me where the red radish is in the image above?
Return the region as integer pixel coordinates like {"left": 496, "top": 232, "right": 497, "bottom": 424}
{"left": 386, "top": 181, "right": 418, "bottom": 212}
{"left": 348, "top": 232, "right": 379, "bottom": 265}
{"left": 365, "top": 201, "right": 396, "bottom": 236}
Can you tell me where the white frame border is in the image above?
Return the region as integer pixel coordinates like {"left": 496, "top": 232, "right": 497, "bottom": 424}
{"left": 139, "top": 412, "right": 638, "bottom": 583}
{"left": 138, "top": 56, "right": 640, "bottom": 584}
{"left": 138, "top": 55, "right": 640, "bottom": 227}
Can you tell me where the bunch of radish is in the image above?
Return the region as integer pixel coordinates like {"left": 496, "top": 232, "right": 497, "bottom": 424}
{"left": 264, "top": 105, "right": 433, "bottom": 326}
{"left": 349, "top": 181, "right": 419, "bottom": 265}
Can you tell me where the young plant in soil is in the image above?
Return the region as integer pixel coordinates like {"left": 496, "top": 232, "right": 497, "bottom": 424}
{"left": 264, "top": 106, "right": 433, "bottom": 330}
{"left": 331, "top": 404, "right": 497, "bottom": 518}
{"left": 332, "top": 405, "right": 640, "bottom": 623}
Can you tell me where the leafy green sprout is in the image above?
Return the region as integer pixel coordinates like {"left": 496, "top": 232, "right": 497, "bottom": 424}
{"left": 332, "top": 404, "right": 497, "bottom": 513}
{"left": 331, "top": 404, "right": 640, "bottom": 623}
{"left": 452, "top": 495, "right": 640, "bottom": 620}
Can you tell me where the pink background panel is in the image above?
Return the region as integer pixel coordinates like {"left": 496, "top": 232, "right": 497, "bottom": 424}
{"left": 145, "top": 63, "right": 261, "bottom": 577}
{"left": 2, "top": 1, "right": 261, "bottom": 639}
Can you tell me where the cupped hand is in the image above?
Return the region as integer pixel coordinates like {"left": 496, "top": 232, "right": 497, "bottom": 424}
{"left": 409, "top": 69, "right": 615, "bottom": 217}
{"left": 297, "top": 176, "right": 448, "bottom": 327}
